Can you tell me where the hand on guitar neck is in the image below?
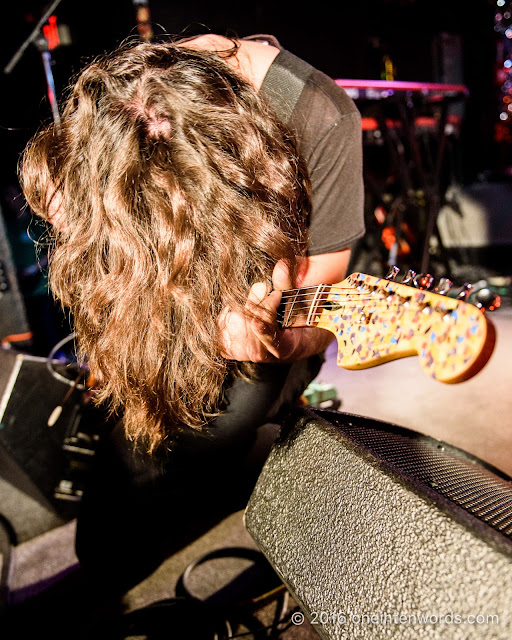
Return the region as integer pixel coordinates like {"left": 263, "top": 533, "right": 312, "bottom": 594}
{"left": 218, "top": 257, "right": 340, "bottom": 363}
{"left": 278, "top": 271, "right": 498, "bottom": 383}
{"left": 220, "top": 261, "right": 497, "bottom": 381}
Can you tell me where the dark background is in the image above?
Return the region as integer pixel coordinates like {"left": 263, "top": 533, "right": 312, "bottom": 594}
{"left": 0, "top": 0, "right": 505, "bottom": 354}
{"left": 0, "top": 0, "right": 501, "bottom": 183}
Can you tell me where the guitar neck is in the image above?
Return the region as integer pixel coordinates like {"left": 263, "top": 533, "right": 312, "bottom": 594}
{"left": 275, "top": 273, "right": 496, "bottom": 384}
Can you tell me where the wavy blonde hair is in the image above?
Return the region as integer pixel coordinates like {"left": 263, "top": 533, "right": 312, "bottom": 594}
{"left": 21, "top": 39, "right": 310, "bottom": 451}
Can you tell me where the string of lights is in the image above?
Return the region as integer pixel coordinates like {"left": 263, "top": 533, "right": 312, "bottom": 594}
{"left": 495, "top": 0, "right": 512, "bottom": 135}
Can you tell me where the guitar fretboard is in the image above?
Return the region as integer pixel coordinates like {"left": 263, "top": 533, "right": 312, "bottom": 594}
{"left": 278, "top": 284, "right": 331, "bottom": 329}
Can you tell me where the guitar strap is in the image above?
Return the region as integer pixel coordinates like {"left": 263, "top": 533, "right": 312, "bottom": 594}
{"left": 243, "top": 35, "right": 314, "bottom": 124}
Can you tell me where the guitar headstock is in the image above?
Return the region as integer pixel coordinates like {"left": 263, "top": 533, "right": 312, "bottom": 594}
{"left": 314, "top": 271, "right": 497, "bottom": 383}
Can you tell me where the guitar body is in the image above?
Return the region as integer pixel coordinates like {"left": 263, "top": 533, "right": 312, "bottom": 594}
{"left": 279, "top": 272, "right": 497, "bottom": 384}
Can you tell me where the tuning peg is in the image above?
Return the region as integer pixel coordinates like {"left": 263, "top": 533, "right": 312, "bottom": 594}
{"left": 385, "top": 266, "right": 400, "bottom": 280}
{"left": 457, "top": 283, "right": 474, "bottom": 301}
{"left": 401, "top": 269, "right": 417, "bottom": 285}
{"left": 474, "top": 287, "right": 501, "bottom": 312}
{"left": 413, "top": 273, "right": 434, "bottom": 290}
{"left": 434, "top": 277, "right": 453, "bottom": 295}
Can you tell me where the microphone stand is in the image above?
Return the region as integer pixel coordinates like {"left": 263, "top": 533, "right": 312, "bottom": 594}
{"left": 3, "top": 0, "right": 64, "bottom": 126}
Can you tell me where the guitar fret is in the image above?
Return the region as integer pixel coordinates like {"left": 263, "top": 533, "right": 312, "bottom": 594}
{"left": 282, "top": 288, "right": 301, "bottom": 328}
{"left": 306, "top": 284, "right": 325, "bottom": 327}
{"left": 279, "top": 285, "right": 325, "bottom": 328}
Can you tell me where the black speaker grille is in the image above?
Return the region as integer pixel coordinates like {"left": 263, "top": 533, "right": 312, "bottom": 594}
{"left": 313, "top": 410, "right": 512, "bottom": 539}
{"left": 0, "top": 210, "right": 30, "bottom": 341}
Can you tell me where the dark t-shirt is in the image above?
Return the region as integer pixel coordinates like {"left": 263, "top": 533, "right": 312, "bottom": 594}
{"left": 259, "top": 46, "right": 365, "bottom": 255}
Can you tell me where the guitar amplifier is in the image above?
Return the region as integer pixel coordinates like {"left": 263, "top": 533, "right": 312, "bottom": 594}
{"left": 0, "top": 349, "right": 84, "bottom": 521}
{"left": 245, "top": 407, "right": 512, "bottom": 639}
{"left": 0, "top": 209, "right": 31, "bottom": 345}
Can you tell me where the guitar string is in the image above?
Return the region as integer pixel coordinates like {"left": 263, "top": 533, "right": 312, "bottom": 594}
{"left": 276, "top": 298, "right": 450, "bottom": 324}
{"left": 278, "top": 286, "right": 435, "bottom": 300}
{"left": 276, "top": 309, "right": 445, "bottom": 325}
{"left": 277, "top": 295, "right": 435, "bottom": 308}
{"left": 278, "top": 289, "right": 449, "bottom": 306}
{"left": 276, "top": 298, "right": 436, "bottom": 311}
{"left": 277, "top": 293, "right": 446, "bottom": 311}
{"left": 278, "top": 288, "right": 440, "bottom": 304}
{"left": 279, "top": 283, "right": 416, "bottom": 293}
{"left": 269, "top": 286, "right": 456, "bottom": 325}
{"left": 279, "top": 293, "right": 411, "bottom": 304}
{"left": 276, "top": 303, "right": 416, "bottom": 317}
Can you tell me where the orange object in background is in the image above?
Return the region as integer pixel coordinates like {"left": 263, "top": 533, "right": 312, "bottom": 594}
{"left": 42, "top": 15, "right": 60, "bottom": 50}
{"left": 381, "top": 224, "right": 413, "bottom": 256}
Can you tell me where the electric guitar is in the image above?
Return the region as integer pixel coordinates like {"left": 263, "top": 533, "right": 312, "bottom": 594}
{"left": 277, "top": 271, "right": 498, "bottom": 383}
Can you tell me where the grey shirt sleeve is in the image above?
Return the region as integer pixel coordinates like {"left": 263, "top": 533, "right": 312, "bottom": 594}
{"left": 305, "top": 109, "right": 364, "bottom": 255}
{"left": 288, "top": 68, "right": 365, "bottom": 256}
{"left": 260, "top": 46, "right": 366, "bottom": 256}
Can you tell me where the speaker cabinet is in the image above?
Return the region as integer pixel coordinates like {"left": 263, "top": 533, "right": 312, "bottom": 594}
{"left": 245, "top": 407, "right": 512, "bottom": 639}
{"left": 0, "top": 349, "right": 83, "bottom": 518}
{"left": 0, "top": 211, "right": 30, "bottom": 344}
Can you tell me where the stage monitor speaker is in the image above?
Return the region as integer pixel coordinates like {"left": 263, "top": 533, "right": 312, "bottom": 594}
{"left": 0, "top": 349, "right": 84, "bottom": 521}
{"left": 438, "top": 182, "right": 512, "bottom": 249}
{"left": 0, "top": 209, "right": 31, "bottom": 345}
{"left": 245, "top": 407, "right": 512, "bottom": 639}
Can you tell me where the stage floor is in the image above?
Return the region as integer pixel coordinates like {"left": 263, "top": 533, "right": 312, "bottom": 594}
{"left": 320, "top": 300, "right": 512, "bottom": 478}
{"left": 2, "top": 285, "right": 511, "bottom": 640}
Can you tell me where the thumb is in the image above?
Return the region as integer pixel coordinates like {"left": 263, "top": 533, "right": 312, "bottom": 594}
{"left": 271, "top": 259, "right": 294, "bottom": 291}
